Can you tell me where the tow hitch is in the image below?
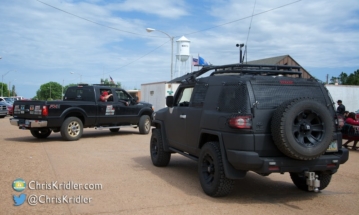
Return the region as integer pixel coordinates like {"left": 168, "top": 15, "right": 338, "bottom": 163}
{"left": 305, "top": 171, "right": 320, "bottom": 192}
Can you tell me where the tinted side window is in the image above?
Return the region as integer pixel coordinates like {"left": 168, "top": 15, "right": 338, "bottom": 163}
{"left": 64, "top": 88, "right": 94, "bottom": 101}
{"left": 218, "top": 83, "right": 250, "bottom": 114}
{"left": 190, "top": 83, "right": 208, "bottom": 108}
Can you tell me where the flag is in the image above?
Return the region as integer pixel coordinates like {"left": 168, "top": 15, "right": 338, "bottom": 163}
{"left": 198, "top": 56, "right": 209, "bottom": 66}
{"left": 192, "top": 57, "right": 199, "bottom": 66}
{"left": 109, "top": 76, "right": 114, "bottom": 84}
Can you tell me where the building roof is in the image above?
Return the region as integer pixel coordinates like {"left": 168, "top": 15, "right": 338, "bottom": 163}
{"left": 246, "top": 55, "right": 289, "bottom": 65}
{"left": 245, "top": 55, "right": 313, "bottom": 79}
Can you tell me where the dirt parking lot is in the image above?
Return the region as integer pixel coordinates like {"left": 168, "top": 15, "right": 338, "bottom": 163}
{"left": 1, "top": 116, "right": 359, "bottom": 215}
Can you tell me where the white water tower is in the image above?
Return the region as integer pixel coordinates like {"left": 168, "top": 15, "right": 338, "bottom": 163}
{"left": 174, "top": 36, "right": 191, "bottom": 78}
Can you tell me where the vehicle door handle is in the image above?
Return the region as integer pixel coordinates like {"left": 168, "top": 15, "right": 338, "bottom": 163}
{"left": 180, "top": 115, "right": 186, "bottom": 119}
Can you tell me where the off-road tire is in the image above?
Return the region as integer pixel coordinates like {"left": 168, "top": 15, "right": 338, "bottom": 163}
{"left": 110, "top": 128, "right": 120, "bottom": 132}
{"left": 290, "top": 172, "right": 332, "bottom": 191}
{"left": 60, "top": 117, "right": 83, "bottom": 141}
{"left": 198, "top": 142, "right": 234, "bottom": 197}
{"left": 139, "top": 115, "right": 151, "bottom": 134}
{"left": 150, "top": 129, "right": 171, "bottom": 167}
{"left": 271, "top": 98, "right": 334, "bottom": 160}
{"left": 30, "top": 128, "right": 52, "bottom": 139}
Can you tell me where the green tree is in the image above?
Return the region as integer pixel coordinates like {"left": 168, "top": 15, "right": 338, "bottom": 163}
{"left": 339, "top": 72, "right": 348, "bottom": 84}
{"left": 36, "top": 82, "right": 62, "bottom": 100}
{"left": 0, "top": 83, "right": 9, "bottom": 97}
{"left": 9, "top": 85, "right": 17, "bottom": 97}
{"left": 329, "top": 76, "right": 338, "bottom": 84}
{"left": 330, "top": 69, "right": 359, "bottom": 85}
{"left": 100, "top": 78, "right": 121, "bottom": 88}
{"left": 345, "top": 69, "right": 359, "bottom": 85}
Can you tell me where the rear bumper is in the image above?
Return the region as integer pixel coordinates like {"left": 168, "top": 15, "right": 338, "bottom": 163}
{"left": 10, "top": 118, "right": 48, "bottom": 128}
{"left": 226, "top": 148, "right": 349, "bottom": 174}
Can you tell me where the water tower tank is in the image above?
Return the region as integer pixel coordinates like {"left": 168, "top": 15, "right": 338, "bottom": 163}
{"left": 176, "top": 36, "right": 190, "bottom": 62}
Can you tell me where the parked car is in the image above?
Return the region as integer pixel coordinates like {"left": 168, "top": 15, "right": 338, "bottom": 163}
{"left": 0, "top": 101, "right": 13, "bottom": 115}
{"left": 150, "top": 63, "right": 348, "bottom": 197}
{"left": 0, "top": 97, "right": 15, "bottom": 105}
{"left": 0, "top": 102, "right": 7, "bottom": 118}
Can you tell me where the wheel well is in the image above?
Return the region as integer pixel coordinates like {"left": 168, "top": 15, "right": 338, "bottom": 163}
{"left": 64, "top": 112, "right": 85, "bottom": 125}
{"left": 199, "top": 133, "right": 219, "bottom": 149}
{"left": 141, "top": 111, "right": 153, "bottom": 120}
{"left": 154, "top": 123, "right": 161, "bottom": 129}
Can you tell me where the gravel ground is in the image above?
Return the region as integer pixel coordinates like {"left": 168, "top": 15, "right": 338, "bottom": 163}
{"left": 1, "top": 115, "right": 358, "bottom": 215}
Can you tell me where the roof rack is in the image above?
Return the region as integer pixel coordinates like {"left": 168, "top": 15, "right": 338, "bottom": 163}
{"left": 169, "top": 63, "right": 303, "bottom": 83}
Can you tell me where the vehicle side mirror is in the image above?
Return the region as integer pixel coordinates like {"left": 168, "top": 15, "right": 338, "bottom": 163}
{"left": 131, "top": 97, "right": 137, "bottom": 104}
{"left": 166, "top": 96, "right": 174, "bottom": 108}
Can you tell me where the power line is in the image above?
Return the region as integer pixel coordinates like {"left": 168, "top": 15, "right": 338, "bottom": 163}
{"left": 181, "top": 0, "right": 301, "bottom": 37}
{"left": 36, "top": 0, "right": 302, "bottom": 76}
{"left": 36, "top": 0, "right": 163, "bottom": 38}
{"left": 37, "top": 0, "right": 301, "bottom": 39}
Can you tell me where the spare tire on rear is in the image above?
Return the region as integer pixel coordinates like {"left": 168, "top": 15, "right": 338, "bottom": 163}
{"left": 271, "top": 98, "right": 334, "bottom": 160}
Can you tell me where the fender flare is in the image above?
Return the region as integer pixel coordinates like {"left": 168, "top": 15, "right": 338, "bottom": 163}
{"left": 200, "top": 129, "right": 247, "bottom": 180}
{"left": 59, "top": 107, "right": 88, "bottom": 122}
{"left": 152, "top": 119, "right": 171, "bottom": 152}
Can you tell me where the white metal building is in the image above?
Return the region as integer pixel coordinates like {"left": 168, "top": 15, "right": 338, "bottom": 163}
{"left": 141, "top": 82, "right": 180, "bottom": 111}
{"left": 325, "top": 84, "right": 359, "bottom": 112}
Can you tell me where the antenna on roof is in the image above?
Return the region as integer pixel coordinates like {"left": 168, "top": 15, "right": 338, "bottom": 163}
{"left": 243, "top": 0, "right": 257, "bottom": 64}
{"left": 236, "top": 43, "right": 245, "bottom": 63}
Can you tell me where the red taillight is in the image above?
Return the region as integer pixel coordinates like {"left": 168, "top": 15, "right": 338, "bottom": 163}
{"left": 42, "top": 106, "right": 48, "bottom": 116}
{"left": 229, "top": 116, "right": 252, "bottom": 129}
{"left": 326, "top": 163, "right": 337, "bottom": 168}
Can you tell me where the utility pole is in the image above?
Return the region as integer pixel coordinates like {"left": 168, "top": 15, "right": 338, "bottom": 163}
{"left": 62, "top": 79, "right": 64, "bottom": 100}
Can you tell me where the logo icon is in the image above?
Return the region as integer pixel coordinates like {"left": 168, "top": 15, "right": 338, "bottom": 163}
{"left": 13, "top": 178, "right": 26, "bottom": 192}
{"left": 13, "top": 194, "right": 26, "bottom": 206}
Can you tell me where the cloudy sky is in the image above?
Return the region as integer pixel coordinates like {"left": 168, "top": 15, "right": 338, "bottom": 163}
{"left": 0, "top": 0, "right": 358, "bottom": 99}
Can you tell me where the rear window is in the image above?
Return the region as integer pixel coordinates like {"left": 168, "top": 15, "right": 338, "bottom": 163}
{"left": 64, "top": 87, "right": 94, "bottom": 101}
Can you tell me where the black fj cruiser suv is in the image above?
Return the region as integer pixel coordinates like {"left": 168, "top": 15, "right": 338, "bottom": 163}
{"left": 150, "top": 64, "right": 349, "bottom": 197}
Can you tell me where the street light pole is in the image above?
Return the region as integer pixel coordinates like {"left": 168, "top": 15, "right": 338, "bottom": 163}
{"left": 62, "top": 79, "right": 64, "bottom": 100}
{"left": 2, "top": 70, "right": 14, "bottom": 97}
{"left": 146, "top": 28, "right": 174, "bottom": 81}
{"left": 9, "top": 79, "right": 16, "bottom": 97}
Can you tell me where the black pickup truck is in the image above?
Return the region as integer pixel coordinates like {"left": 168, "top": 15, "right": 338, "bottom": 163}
{"left": 10, "top": 84, "right": 153, "bottom": 141}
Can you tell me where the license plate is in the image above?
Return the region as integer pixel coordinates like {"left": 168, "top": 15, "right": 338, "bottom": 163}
{"left": 326, "top": 140, "right": 338, "bottom": 152}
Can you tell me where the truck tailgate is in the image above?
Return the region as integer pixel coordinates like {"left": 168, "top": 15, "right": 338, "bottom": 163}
{"left": 13, "top": 101, "right": 47, "bottom": 119}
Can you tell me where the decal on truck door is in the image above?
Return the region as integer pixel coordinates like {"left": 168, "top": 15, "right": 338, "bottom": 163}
{"left": 105, "top": 105, "right": 115, "bottom": 115}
